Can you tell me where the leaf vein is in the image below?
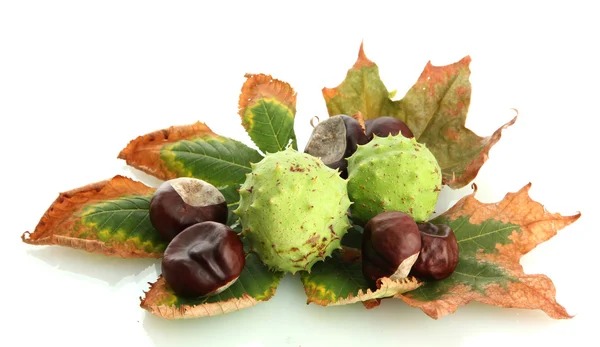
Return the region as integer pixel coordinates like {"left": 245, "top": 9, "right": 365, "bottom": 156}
{"left": 170, "top": 150, "right": 251, "bottom": 170}
{"left": 458, "top": 225, "right": 517, "bottom": 243}
{"left": 259, "top": 100, "right": 282, "bottom": 151}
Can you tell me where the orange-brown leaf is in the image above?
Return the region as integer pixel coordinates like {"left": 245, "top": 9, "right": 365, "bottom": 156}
{"left": 118, "top": 121, "right": 263, "bottom": 187}
{"left": 396, "top": 183, "right": 581, "bottom": 319}
{"left": 238, "top": 73, "right": 297, "bottom": 118}
{"left": 140, "top": 276, "right": 261, "bottom": 319}
{"left": 238, "top": 73, "right": 298, "bottom": 153}
{"left": 118, "top": 122, "right": 217, "bottom": 181}
{"left": 443, "top": 115, "right": 517, "bottom": 188}
{"left": 21, "top": 175, "right": 164, "bottom": 258}
{"left": 322, "top": 44, "right": 517, "bottom": 189}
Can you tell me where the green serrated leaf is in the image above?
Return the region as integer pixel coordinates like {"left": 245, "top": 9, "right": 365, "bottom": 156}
{"left": 302, "top": 249, "right": 368, "bottom": 303}
{"left": 218, "top": 185, "right": 241, "bottom": 205}
{"left": 141, "top": 252, "right": 284, "bottom": 319}
{"left": 161, "top": 135, "right": 263, "bottom": 187}
{"left": 118, "top": 122, "right": 264, "bottom": 187}
{"left": 79, "top": 194, "right": 166, "bottom": 255}
{"left": 218, "top": 185, "right": 241, "bottom": 226}
{"left": 243, "top": 99, "right": 297, "bottom": 152}
{"left": 238, "top": 74, "right": 298, "bottom": 154}
{"left": 301, "top": 249, "right": 420, "bottom": 307}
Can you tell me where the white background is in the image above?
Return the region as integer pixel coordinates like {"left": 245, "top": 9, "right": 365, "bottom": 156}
{"left": 1, "top": 1, "right": 597, "bottom": 346}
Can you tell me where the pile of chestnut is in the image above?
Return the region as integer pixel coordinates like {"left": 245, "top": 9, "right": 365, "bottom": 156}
{"left": 148, "top": 177, "right": 246, "bottom": 298}
{"left": 361, "top": 211, "right": 459, "bottom": 290}
{"left": 149, "top": 115, "right": 458, "bottom": 299}
{"left": 305, "top": 115, "right": 459, "bottom": 288}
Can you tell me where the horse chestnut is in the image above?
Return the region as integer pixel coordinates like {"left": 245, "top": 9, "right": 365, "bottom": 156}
{"left": 162, "top": 221, "right": 246, "bottom": 298}
{"left": 410, "top": 222, "right": 459, "bottom": 280}
{"left": 364, "top": 116, "right": 414, "bottom": 140}
{"left": 149, "top": 177, "right": 228, "bottom": 242}
{"left": 304, "top": 114, "right": 369, "bottom": 178}
{"left": 361, "top": 211, "right": 421, "bottom": 289}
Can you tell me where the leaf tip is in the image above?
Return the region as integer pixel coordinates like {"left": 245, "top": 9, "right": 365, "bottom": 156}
{"left": 116, "top": 150, "right": 126, "bottom": 160}
{"left": 444, "top": 110, "right": 519, "bottom": 189}
{"left": 353, "top": 41, "right": 375, "bottom": 69}
{"left": 358, "top": 40, "right": 366, "bottom": 57}
{"left": 321, "top": 86, "right": 337, "bottom": 101}
{"left": 460, "top": 55, "right": 472, "bottom": 66}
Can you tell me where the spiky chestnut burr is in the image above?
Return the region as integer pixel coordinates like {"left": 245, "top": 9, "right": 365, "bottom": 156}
{"left": 347, "top": 134, "right": 442, "bottom": 225}
{"left": 234, "top": 147, "right": 352, "bottom": 274}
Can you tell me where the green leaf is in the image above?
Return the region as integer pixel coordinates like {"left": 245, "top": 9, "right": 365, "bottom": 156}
{"left": 301, "top": 248, "right": 421, "bottom": 308}
{"left": 79, "top": 194, "right": 165, "bottom": 255}
{"left": 118, "top": 121, "right": 263, "bottom": 187}
{"left": 21, "top": 174, "right": 248, "bottom": 259}
{"left": 322, "top": 44, "right": 516, "bottom": 189}
{"left": 218, "top": 185, "right": 241, "bottom": 227}
{"left": 141, "top": 252, "right": 284, "bottom": 319}
{"left": 396, "top": 183, "right": 580, "bottom": 319}
{"left": 161, "top": 136, "right": 262, "bottom": 187}
{"left": 238, "top": 73, "right": 298, "bottom": 153}
{"left": 22, "top": 175, "right": 166, "bottom": 258}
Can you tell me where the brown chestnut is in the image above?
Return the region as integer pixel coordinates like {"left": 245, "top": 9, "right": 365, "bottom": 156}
{"left": 304, "top": 114, "right": 369, "bottom": 178}
{"left": 361, "top": 211, "right": 421, "bottom": 289}
{"left": 364, "top": 116, "right": 414, "bottom": 140}
{"left": 149, "top": 177, "right": 228, "bottom": 242}
{"left": 410, "top": 222, "right": 459, "bottom": 280}
{"left": 162, "top": 221, "right": 246, "bottom": 298}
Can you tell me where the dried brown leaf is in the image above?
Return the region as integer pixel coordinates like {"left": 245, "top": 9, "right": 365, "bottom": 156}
{"left": 396, "top": 183, "right": 581, "bottom": 319}
{"left": 21, "top": 175, "right": 162, "bottom": 257}
{"left": 118, "top": 122, "right": 217, "bottom": 181}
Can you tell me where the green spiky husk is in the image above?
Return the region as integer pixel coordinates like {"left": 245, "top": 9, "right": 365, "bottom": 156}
{"left": 233, "top": 148, "right": 352, "bottom": 274}
{"left": 347, "top": 134, "right": 442, "bottom": 225}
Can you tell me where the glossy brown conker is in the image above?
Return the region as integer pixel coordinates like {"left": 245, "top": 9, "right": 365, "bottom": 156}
{"left": 161, "top": 221, "right": 246, "bottom": 298}
{"left": 361, "top": 211, "right": 421, "bottom": 289}
{"left": 365, "top": 116, "right": 414, "bottom": 140}
{"left": 304, "top": 114, "right": 369, "bottom": 178}
{"left": 410, "top": 222, "right": 459, "bottom": 280}
{"left": 149, "top": 177, "right": 228, "bottom": 242}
